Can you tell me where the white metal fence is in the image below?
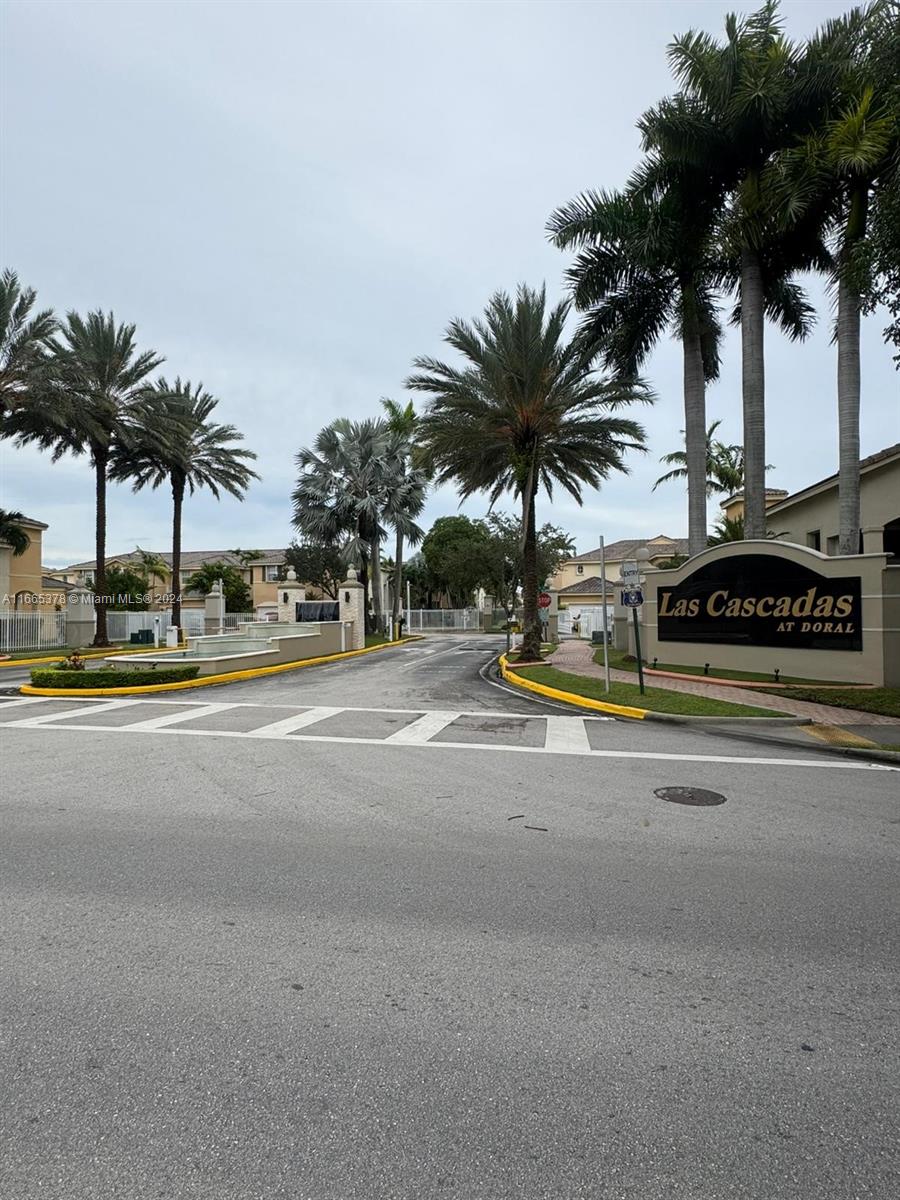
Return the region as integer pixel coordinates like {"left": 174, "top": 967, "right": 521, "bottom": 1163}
{"left": 557, "top": 606, "right": 614, "bottom": 641}
{"left": 405, "top": 607, "right": 482, "bottom": 632}
{"left": 0, "top": 610, "right": 68, "bottom": 652}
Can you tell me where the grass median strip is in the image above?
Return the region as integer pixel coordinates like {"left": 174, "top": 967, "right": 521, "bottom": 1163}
{"left": 514, "top": 664, "right": 785, "bottom": 718}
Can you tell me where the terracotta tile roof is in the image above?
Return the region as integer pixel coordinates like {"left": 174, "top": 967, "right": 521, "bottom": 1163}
{"left": 61, "top": 548, "right": 288, "bottom": 571}
{"left": 568, "top": 535, "right": 689, "bottom": 563}
{"left": 559, "top": 576, "right": 616, "bottom": 596}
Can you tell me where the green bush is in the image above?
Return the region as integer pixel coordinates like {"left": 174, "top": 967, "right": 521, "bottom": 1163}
{"left": 31, "top": 665, "right": 200, "bottom": 689}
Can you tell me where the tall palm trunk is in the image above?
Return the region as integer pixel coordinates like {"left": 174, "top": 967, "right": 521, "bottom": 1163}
{"left": 740, "top": 247, "right": 767, "bottom": 540}
{"left": 370, "top": 538, "right": 384, "bottom": 633}
{"left": 91, "top": 444, "right": 109, "bottom": 646}
{"left": 170, "top": 472, "right": 185, "bottom": 632}
{"left": 392, "top": 529, "right": 404, "bottom": 626}
{"left": 681, "top": 284, "right": 708, "bottom": 557}
{"left": 837, "top": 187, "right": 867, "bottom": 556}
{"left": 520, "top": 475, "right": 542, "bottom": 662}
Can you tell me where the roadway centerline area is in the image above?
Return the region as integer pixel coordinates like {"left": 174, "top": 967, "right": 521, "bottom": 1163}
{"left": 0, "top": 696, "right": 894, "bottom": 770}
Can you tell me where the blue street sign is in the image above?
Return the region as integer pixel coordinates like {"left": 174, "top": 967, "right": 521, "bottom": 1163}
{"left": 622, "top": 587, "right": 644, "bottom": 608}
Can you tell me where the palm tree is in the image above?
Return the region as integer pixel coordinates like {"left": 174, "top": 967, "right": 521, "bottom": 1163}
{"left": 0, "top": 269, "right": 57, "bottom": 417}
{"left": 293, "top": 418, "right": 394, "bottom": 631}
{"left": 3, "top": 310, "right": 162, "bottom": 645}
{"left": 0, "top": 508, "right": 30, "bottom": 556}
{"left": 775, "top": 3, "right": 899, "bottom": 553}
{"left": 548, "top": 169, "right": 723, "bottom": 558}
{"left": 381, "top": 398, "right": 429, "bottom": 627}
{"left": 110, "top": 378, "right": 258, "bottom": 632}
{"left": 653, "top": 419, "right": 769, "bottom": 496}
{"left": 134, "top": 546, "right": 169, "bottom": 587}
{"left": 409, "top": 284, "right": 653, "bottom": 662}
{"left": 647, "top": 1, "right": 834, "bottom": 537}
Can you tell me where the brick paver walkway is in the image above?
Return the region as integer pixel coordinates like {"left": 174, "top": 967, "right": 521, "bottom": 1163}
{"left": 546, "top": 639, "right": 900, "bottom": 727}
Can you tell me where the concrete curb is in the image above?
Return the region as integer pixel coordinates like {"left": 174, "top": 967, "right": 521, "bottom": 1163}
{"left": 499, "top": 655, "right": 809, "bottom": 725}
{"left": 19, "top": 636, "right": 423, "bottom": 697}
{"left": 642, "top": 711, "right": 811, "bottom": 728}
{"left": 499, "top": 655, "right": 647, "bottom": 719}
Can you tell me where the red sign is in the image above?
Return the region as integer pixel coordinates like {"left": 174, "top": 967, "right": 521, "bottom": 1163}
{"left": 538, "top": 592, "right": 552, "bottom": 609}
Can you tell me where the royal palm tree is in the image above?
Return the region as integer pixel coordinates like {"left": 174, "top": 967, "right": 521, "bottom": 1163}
{"left": 111, "top": 378, "right": 258, "bottom": 632}
{"left": 293, "top": 418, "right": 393, "bottom": 631}
{"left": 548, "top": 170, "right": 723, "bottom": 557}
{"left": 647, "top": 1, "right": 834, "bottom": 537}
{"left": 775, "top": 2, "right": 899, "bottom": 552}
{"left": 409, "top": 284, "right": 653, "bottom": 662}
{"left": 4, "top": 311, "right": 162, "bottom": 645}
{"left": 0, "top": 269, "right": 57, "bottom": 418}
{"left": 0, "top": 508, "right": 30, "bottom": 556}
{"left": 381, "top": 398, "right": 429, "bottom": 627}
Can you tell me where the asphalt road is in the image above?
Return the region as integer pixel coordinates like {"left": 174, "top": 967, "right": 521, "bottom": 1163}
{"left": 2, "top": 635, "right": 898, "bottom": 1199}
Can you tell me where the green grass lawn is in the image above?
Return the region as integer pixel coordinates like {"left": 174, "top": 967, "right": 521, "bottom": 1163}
{"left": 593, "top": 646, "right": 846, "bottom": 686}
{"left": 754, "top": 685, "right": 900, "bottom": 718}
{"left": 514, "top": 664, "right": 784, "bottom": 717}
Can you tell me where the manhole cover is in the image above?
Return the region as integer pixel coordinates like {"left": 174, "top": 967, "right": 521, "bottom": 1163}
{"left": 654, "top": 786, "right": 727, "bottom": 807}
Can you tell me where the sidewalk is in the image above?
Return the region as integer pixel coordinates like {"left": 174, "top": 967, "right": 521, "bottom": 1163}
{"left": 545, "top": 640, "right": 900, "bottom": 729}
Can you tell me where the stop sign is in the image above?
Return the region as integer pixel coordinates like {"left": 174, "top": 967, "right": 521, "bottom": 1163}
{"left": 538, "top": 592, "right": 552, "bottom": 609}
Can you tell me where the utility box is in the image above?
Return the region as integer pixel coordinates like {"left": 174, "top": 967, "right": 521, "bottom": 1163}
{"left": 166, "top": 627, "right": 180, "bottom": 648}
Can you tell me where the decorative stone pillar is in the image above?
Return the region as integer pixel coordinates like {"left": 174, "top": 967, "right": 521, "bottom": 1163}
{"left": 65, "top": 586, "right": 96, "bottom": 648}
{"left": 204, "top": 579, "right": 226, "bottom": 634}
{"left": 277, "top": 567, "right": 306, "bottom": 622}
{"left": 339, "top": 567, "right": 365, "bottom": 650}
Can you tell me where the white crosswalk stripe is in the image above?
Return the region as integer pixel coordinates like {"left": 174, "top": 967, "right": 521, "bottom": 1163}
{"left": 0, "top": 697, "right": 894, "bottom": 771}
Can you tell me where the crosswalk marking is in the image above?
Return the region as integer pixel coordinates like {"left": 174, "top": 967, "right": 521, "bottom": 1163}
{"left": 243, "top": 706, "right": 344, "bottom": 737}
{"left": 384, "top": 710, "right": 459, "bottom": 744}
{"left": 5, "top": 698, "right": 145, "bottom": 727}
{"left": 544, "top": 716, "right": 591, "bottom": 754}
{"left": 123, "top": 702, "right": 239, "bottom": 731}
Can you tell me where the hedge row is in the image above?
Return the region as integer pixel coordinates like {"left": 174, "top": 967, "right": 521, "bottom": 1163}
{"left": 31, "top": 666, "right": 200, "bottom": 689}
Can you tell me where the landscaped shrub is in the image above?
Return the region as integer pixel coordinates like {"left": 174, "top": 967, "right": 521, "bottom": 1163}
{"left": 31, "top": 666, "right": 200, "bottom": 689}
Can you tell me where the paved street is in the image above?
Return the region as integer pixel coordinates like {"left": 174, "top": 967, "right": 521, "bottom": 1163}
{"left": 2, "top": 636, "right": 898, "bottom": 1199}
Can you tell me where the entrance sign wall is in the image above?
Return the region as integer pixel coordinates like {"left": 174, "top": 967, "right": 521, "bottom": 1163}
{"left": 636, "top": 541, "right": 897, "bottom": 686}
{"left": 657, "top": 554, "right": 862, "bottom": 651}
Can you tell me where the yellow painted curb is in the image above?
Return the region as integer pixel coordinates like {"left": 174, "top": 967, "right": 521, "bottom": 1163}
{"left": 19, "top": 637, "right": 422, "bottom": 697}
{"left": 499, "top": 654, "right": 647, "bottom": 720}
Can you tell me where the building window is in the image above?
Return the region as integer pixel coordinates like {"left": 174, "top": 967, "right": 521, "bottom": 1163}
{"left": 806, "top": 530, "right": 821, "bottom": 551}
{"left": 82, "top": 571, "right": 94, "bottom": 585}
{"left": 826, "top": 535, "right": 839, "bottom": 556}
{"left": 264, "top": 565, "right": 280, "bottom": 581}
{"left": 576, "top": 564, "right": 584, "bottom": 575}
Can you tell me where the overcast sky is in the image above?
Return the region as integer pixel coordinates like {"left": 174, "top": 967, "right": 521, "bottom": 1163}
{"left": 2, "top": 0, "right": 897, "bottom": 567}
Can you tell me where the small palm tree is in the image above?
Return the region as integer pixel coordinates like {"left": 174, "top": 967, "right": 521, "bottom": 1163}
{"left": 0, "top": 508, "right": 30, "bottom": 556}
{"left": 4, "top": 310, "right": 162, "bottom": 645}
{"left": 293, "top": 417, "right": 412, "bottom": 631}
{"left": 653, "top": 420, "right": 771, "bottom": 496}
{"left": 111, "top": 379, "right": 258, "bottom": 631}
{"left": 134, "top": 546, "right": 169, "bottom": 587}
{"left": 0, "top": 269, "right": 57, "bottom": 417}
{"left": 409, "top": 284, "right": 653, "bottom": 662}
